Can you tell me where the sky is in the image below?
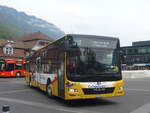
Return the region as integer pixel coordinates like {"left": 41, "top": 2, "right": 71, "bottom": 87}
{"left": 0, "top": 0, "right": 150, "bottom": 46}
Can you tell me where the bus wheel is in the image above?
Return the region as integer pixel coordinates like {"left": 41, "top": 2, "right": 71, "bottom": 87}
{"left": 46, "top": 82, "right": 53, "bottom": 98}
{"left": 16, "top": 72, "right": 21, "bottom": 77}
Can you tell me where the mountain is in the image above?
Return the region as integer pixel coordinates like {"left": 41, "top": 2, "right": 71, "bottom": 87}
{"left": 0, "top": 5, "right": 65, "bottom": 40}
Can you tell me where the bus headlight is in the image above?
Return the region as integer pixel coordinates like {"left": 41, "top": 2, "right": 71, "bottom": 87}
{"left": 1, "top": 73, "right": 5, "bottom": 75}
{"left": 11, "top": 71, "right": 13, "bottom": 75}
{"left": 69, "top": 89, "right": 78, "bottom": 93}
{"left": 118, "top": 87, "right": 123, "bottom": 90}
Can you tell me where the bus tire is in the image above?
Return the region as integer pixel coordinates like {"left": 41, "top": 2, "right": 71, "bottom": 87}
{"left": 16, "top": 72, "right": 21, "bottom": 77}
{"left": 46, "top": 80, "right": 53, "bottom": 98}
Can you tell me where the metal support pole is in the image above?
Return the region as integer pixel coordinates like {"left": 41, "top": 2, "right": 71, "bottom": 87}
{"left": 2, "top": 105, "right": 10, "bottom": 113}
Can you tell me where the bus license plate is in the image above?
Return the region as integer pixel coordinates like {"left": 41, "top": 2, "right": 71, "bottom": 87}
{"left": 96, "top": 95, "right": 101, "bottom": 98}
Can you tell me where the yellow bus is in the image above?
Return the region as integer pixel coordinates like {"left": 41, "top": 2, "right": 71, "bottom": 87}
{"left": 25, "top": 34, "right": 124, "bottom": 100}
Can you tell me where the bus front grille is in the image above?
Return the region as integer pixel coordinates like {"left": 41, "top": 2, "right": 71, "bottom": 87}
{"left": 82, "top": 87, "right": 115, "bottom": 95}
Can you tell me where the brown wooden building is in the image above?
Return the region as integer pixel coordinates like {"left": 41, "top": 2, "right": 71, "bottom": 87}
{"left": 0, "top": 39, "right": 25, "bottom": 59}
{"left": 0, "top": 32, "right": 54, "bottom": 59}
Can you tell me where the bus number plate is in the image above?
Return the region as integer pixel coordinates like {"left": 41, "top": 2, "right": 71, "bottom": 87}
{"left": 96, "top": 95, "right": 101, "bottom": 98}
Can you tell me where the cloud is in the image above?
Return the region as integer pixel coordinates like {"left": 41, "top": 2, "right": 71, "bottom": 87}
{"left": 1, "top": 0, "right": 150, "bottom": 46}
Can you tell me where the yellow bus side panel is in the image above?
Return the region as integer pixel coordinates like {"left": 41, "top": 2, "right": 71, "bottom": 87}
{"left": 31, "top": 80, "right": 37, "bottom": 87}
{"left": 39, "top": 84, "right": 46, "bottom": 91}
{"left": 52, "top": 78, "right": 58, "bottom": 96}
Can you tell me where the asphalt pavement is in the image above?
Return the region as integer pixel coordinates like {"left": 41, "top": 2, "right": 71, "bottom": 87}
{"left": 0, "top": 77, "right": 150, "bottom": 113}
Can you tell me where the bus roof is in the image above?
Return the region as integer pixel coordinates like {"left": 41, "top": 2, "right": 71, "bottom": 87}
{"left": 46, "top": 34, "right": 119, "bottom": 47}
{"left": 30, "top": 34, "right": 120, "bottom": 57}
{"left": 66, "top": 34, "right": 119, "bottom": 40}
{"left": 2, "top": 59, "right": 25, "bottom": 64}
{"left": 3, "top": 59, "right": 16, "bottom": 63}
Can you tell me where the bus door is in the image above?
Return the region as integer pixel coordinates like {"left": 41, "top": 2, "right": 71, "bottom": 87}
{"left": 58, "top": 54, "right": 65, "bottom": 98}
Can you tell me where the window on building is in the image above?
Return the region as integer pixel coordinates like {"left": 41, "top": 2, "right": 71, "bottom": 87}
{"left": 145, "top": 47, "right": 150, "bottom": 53}
{"left": 3, "top": 44, "right": 13, "bottom": 55}
{"left": 138, "top": 48, "right": 146, "bottom": 54}
{"left": 127, "top": 49, "right": 137, "bottom": 54}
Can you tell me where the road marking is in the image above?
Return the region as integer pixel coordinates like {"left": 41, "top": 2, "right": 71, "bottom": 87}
{"left": 127, "top": 89, "right": 150, "bottom": 92}
{"left": 130, "top": 102, "right": 150, "bottom": 113}
{"left": 0, "top": 89, "right": 30, "bottom": 95}
{"left": 0, "top": 81, "right": 25, "bottom": 84}
{"left": 0, "top": 97, "right": 103, "bottom": 113}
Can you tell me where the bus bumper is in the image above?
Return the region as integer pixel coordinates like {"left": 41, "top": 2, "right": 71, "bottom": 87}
{"left": 65, "top": 80, "right": 124, "bottom": 100}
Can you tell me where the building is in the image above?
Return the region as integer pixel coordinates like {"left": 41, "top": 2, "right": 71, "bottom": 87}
{"left": 16, "top": 32, "right": 54, "bottom": 57}
{"left": 0, "top": 39, "right": 25, "bottom": 59}
{"left": 121, "top": 40, "right": 150, "bottom": 70}
{"left": 0, "top": 32, "right": 54, "bottom": 60}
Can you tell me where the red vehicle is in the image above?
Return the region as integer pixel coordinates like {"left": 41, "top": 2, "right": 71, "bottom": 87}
{"left": 0, "top": 59, "right": 26, "bottom": 77}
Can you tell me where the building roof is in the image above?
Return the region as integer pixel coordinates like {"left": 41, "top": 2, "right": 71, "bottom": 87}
{"left": 132, "top": 40, "right": 150, "bottom": 46}
{"left": 16, "top": 32, "right": 54, "bottom": 42}
{"left": 12, "top": 41, "right": 26, "bottom": 49}
{"left": 0, "top": 38, "right": 26, "bottom": 49}
{"left": 0, "top": 38, "right": 7, "bottom": 46}
{"left": 23, "top": 40, "right": 37, "bottom": 49}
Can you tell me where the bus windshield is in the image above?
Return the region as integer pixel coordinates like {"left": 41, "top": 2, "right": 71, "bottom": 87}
{"left": 68, "top": 35, "right": 117, "bottom": 49}
{"left": 16, "top": 64, "right": 23, "bottom": 70}
{"left": 67, "top": 48, "right": 120, "bottom": 82}
{"left": 66, "top": 35, "right": 121, "bottom": 82}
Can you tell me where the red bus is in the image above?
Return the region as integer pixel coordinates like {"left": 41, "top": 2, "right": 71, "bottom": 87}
{"left": 0, "top": 59, "right": 26, "bottom": 77}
